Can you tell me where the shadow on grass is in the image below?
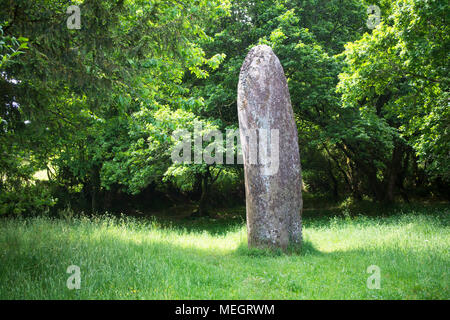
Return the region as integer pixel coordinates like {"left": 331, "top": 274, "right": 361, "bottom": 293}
{"left": 146, "top": 201, "right": 449, "bottom": 236}
{"left": 149, "top": 208, "right": 247, "bottom": 236}
{"left": 235, "top": 239, "right": 322, "bottom": 257}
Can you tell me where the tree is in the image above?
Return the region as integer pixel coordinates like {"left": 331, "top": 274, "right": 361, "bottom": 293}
{"left": 0, "top": 0, "right": 230, "bottom": 213}
{"left": 337, "top": 0, "right": 449, "bottom": 200}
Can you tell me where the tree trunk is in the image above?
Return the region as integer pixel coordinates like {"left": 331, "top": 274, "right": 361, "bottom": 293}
{"left": 326, "top": 157, "right": 339, "bottom": 199}
{"left": 90, "top": 165, "right": 101, "bottom": 213}
{"left": 384, "top": 142, "right": 403, "bottom": 203}
{"left": 198, "top": 174, "right": 209, "bottom": 216}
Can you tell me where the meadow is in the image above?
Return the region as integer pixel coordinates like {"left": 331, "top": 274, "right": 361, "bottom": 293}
{"left": 0, "top": 203, "right": 449, "bottom": 300}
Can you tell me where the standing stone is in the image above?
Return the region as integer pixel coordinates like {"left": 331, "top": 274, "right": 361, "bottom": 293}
{"left": 237, "top": 45, "right": 302, "bottom": 250}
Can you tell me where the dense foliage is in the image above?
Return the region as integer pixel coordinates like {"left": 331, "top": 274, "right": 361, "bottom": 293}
{"left": 0, "top": 0, "right": 448, "bottom": 215}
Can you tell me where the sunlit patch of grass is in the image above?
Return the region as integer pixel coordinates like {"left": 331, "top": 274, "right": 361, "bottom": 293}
{"left": 0, "top": 204, "right": 448, "bottom": 299}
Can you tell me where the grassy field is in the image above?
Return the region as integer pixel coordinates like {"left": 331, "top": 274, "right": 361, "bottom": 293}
{"left": 0, "top": 203, "right": 449, "bottom": 299}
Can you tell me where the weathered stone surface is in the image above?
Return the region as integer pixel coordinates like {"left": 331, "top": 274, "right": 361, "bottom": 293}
{"left": 237, "top": 44, "right": 302, "bottom": 249}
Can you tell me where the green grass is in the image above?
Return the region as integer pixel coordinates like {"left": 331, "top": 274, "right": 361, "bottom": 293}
{"left": 0, "top": 204, "right": 449, "bottom": 299}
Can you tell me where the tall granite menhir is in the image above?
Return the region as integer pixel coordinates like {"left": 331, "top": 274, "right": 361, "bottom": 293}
{"left": 237, "top": 45, "right": 302, "bottom": 249}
